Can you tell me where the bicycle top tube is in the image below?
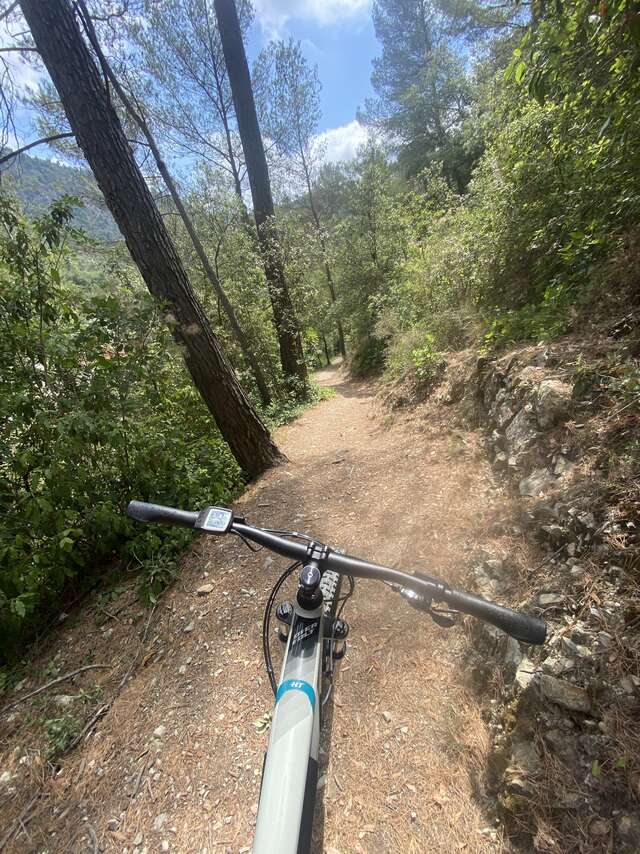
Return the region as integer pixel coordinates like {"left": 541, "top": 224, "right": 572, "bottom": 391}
{"left": 126, "top": 501, "right": 546, "bottom": 645}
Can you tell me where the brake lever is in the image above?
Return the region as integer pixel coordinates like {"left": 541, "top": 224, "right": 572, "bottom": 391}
{"left": 397, "top": 586, "right": 457, "bottom": 628}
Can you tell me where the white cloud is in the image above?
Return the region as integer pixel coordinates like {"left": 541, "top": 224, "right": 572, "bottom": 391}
{"left": 314, "top": 119, "right": 369, "bottom": 164}
{"left": 254, "top": 0, "right": 370, "bottom": 38}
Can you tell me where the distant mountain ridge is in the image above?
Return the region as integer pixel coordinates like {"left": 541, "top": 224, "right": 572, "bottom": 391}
{"left": 1, "top": 151, "right": 120, "bottom": 242}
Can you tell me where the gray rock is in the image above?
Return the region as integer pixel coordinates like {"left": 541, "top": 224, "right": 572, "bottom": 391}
{"left": 553, "top": 455, "right": 574, "bottom": 476}
{"left": 510, "top": 737, "right": 542, "bottom": 776}
{"left": 578, "top": 511, "right": 597, "bottom": 530}
{"left": 196, "top": 584, "right": 214, "bottom": 596}
{"left": 504, "top": 738, "right": 542, "bottom": 795}
{"left": 153, "top": 725, "right": 166, "bottom": 738}
{"left": 615, "top": 813, "right": 640, "bottom": 854}
{"left": 536, "top": 379, "right": 572, "bottom": 428}
{"left": 519, "top": 468, "right": 556, "bottom": 498}
{"left": 504, "top": 637, "right": 523, "bottom": 671}
{"left": 570, "top": 625, "right": 594, "bottom": 645}
{"left": 473, "top": 567, "right": 507, "bottom": 599}
{"left": 543, "top": 654, "right": 575, "bottom": 676}
{"left": 538, "top": 593, "right": 565, "bottom": 607}
{"left": 154, "top": 813, "right": 168, "bottom": 831}
{"left": 497, "top": 402, "right": 516, "bottom": 428}
{"left": 183, "top": 621, "right": 195, "bottom": 633}
{"left": 133, "top": 832, "right": 143, "bottom": 846}
{"left": 543, "top": 728, "right": 579, "bottom": 766}
{"left": 541, "top": 524, "right": 565, "bottom": 542}
{"left": 478, "top": 623, "right": 505, "bottom": 658}
{"left": 597, "top": 631, "right": 613, "bottom": 649}
{"left": 53, "top": 694, "right": 75, "bottom": 707}
{"left": 515, "top": 657, "right": 537, "bottom": 689}
{"left": 505, "top": 409, "right": 538, "bottom": 455}
{"left": 560, "top": 637, "right": 593, "bottom": 660}
{"left": 539, "top": 674, "right": 592, "bottom": 713}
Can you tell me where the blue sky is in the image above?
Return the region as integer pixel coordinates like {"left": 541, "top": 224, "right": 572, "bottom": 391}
{"left": 3, "top": 0, "right": 379, "bottom": 165}
{"left": 248, "top": 0, "right": 378, "bottom": 155}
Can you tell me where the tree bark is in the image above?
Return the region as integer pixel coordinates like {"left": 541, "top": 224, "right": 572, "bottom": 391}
{"left": 19, "top": 0, "right": 284, "bottom": 478}
{"left": 213, "top": 0, "right": 308, "bottom": 397}
{"left": 321, "top": 332, "right": 331, "bottom": 366}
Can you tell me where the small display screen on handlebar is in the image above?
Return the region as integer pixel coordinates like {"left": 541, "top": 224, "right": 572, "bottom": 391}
{"left": 197, "top": 506, "right": 233, "bottom": 533}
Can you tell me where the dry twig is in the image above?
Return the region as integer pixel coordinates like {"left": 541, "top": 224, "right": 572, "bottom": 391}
{"left": 0, "top": 794, "right": 39, "bottom": 852}
{"left": 67, "top": 603, "right": 158, "bottom": 750}
{"left": 1, "top": 664, "right": 112, "bottom": 714}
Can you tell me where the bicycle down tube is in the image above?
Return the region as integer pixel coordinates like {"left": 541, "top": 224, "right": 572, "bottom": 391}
{"left": 253, "top": 588, "right": 324, "bottom": 853}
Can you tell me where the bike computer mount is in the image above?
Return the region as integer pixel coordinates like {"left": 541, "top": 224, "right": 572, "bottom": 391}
{"left": 195, "top": 506, "right": 234, "bottom": 534}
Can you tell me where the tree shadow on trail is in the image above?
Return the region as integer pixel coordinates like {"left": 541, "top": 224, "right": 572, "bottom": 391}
{"left": 310, "top": 675, "right": 339, "bottom": 853}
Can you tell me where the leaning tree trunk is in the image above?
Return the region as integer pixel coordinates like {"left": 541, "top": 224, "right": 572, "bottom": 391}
{"left": 20, "top": 0, "right": 284, "bottom": 478}
{"left": 71, "top": 13, "right": 272, "bottom": 407}
{"left": 213, "top": 0, "right": 308, "bottom": 397}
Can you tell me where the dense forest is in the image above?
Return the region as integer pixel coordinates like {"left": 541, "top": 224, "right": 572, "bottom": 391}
{"left": 0, "top": 152, "right": 119, "bottom": 241}
{"left": 1, "top": 0, "right": 639, "bottom": 656}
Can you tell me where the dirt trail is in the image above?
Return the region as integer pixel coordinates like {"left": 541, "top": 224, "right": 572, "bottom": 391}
{"left": 1, "top": 365, "right": 534, "bottom": 853}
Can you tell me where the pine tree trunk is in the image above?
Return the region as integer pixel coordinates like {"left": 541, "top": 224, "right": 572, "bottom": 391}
{"left": 321, "top": 333, "right": 331, "bottom": 366}
{"left": 20, "top": 0, "right": 284, "bottom": 479}
{"left": 213, "top": 0, "right": 308, "bottom": 397}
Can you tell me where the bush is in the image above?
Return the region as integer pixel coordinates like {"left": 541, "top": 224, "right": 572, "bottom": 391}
{"left": 0, "top": 195, "right": 243, "bottom": 659}
{"left": 383, "top": 329, "right": 442, "bottom": 381}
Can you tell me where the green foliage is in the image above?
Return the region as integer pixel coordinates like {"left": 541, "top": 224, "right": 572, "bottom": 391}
{"left": 263, "top": 383, "right": 335, "bottom": 428}
{"left": 384, "top": 330, "right": 443, "bottom": 383}
{"left": 0, "top": 195, "right": 243, "bottom": 658}
{"left": 362, "top": 0, "right": 480, "bottom": 189}
{"left": 361, "top": 0, "right": 640, "bottom": 358}
{"left": 1, "top": 152, "right": 119, "bottom": 242}
{"left": 43, "top": 713, "right": 78, "bottom": 758}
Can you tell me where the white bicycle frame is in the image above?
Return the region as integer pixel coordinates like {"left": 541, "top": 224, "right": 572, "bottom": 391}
{"left": 253, "top": 585, "right": 332, "bottom": 853}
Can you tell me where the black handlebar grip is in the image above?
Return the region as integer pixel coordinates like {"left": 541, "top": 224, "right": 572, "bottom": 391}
{"left": 126, "top": 500, "right": 199, "bottom": 529}
{"left": 447, "top": 589, "right": 546, "bottom": 645}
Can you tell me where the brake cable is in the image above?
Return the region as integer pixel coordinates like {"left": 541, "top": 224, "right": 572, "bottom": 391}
{"left": 262, "top": 560, "right": 301, "bottom": 695}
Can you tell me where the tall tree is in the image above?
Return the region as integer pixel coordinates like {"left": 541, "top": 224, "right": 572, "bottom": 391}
{"left": 75, "top": 0, "right": 272, "bottom": 406}
{"left": 130, "top": 0, "right": 251, "bottom": 206}
{"left": 19, "top": 0, "right": 284, "bottom": 478}
{"left": 213, "top": 0, "right": 308, "bottom": 396}
{"left": 256, "top": 38, "right": 346, "bottom": 358}
{"left": 360, "top": 0, "right": 473, "bottom": 190}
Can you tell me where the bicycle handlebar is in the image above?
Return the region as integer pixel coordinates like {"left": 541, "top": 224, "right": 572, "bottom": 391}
{"left": 127, "top": 500, "right": 199, "bottom": 528}
{"left": 126, "top": 501, "right": 546, "bottom": 645}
